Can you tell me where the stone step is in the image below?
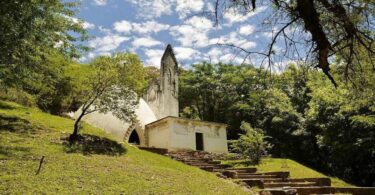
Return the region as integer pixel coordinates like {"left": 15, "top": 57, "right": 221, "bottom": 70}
{"left": 276, "top": 186, "right": 375, "bottom": 195}
{"left": 224, "top": 167, "right": 257, "bottom": 173}
{"left": 282, "top": 178, "right": 331, "bottom": 186}
{"left": 199, "top": 166, "right": 214, "bottom": 172}
{"left": 233, "top": 171, "right": 290, "bottom": 179}
{"left": 260, "top": 188, "right": 297, "bottom": 195}
{"left": 235, "top": 178, "right": 284, "bottom": 187}
{"left": 263, "top": 181, "right": 317, "bottom": 188}
{"left": 236, "top": 174, "right": 281, "bottom": 179}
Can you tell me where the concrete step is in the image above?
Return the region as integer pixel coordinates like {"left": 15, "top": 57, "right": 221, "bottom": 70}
{"left": 260, "top": 188, "right": 297, "bottom": 195}
{"left": 236, "top": 171, "right": 289, "bottom": 178}
{"left": 224, "top": 167, "right": 257, "bottom": 173}
{"left": 235, "top": 174, "right": 281, "bottom": 179}
{"left": 279, "top": 186, "right": 375, "bottom": 195}
{"left": 263, "top": 181, "right": 317, "bottom": 188}
{"left": 235, "top": 178, "right": 284, "bottom": 187}
{"left": 283, "top": 178, "right": 331, "bottom": 186}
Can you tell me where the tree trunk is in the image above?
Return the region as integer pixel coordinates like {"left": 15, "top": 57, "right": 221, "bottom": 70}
{"left": 69, "top": 110, "right": 85, "bottom": 144}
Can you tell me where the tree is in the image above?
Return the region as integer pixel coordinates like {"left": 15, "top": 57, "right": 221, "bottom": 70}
{"left": 231, "top": 122, "right": 271, "bottom": 164}
{"left": 210, "top": 0, "right": 374, "bottom": 86}
{"left": 70, "top": 53, "right": 146, "bottom": 143}
{"left": 0, "top": 0, "right": 88, "bottom": 88}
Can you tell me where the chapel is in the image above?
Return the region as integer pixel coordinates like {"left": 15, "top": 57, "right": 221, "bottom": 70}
{"left": 74, "top": 44, "right": 228, "bottom": 153}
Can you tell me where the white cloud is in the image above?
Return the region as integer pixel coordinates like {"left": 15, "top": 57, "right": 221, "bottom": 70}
{"left": 113, "top": 20, "right": 132, "bottom": 33}
{"left": 239, "top": 25, "right": 255, "bottom": 36}
{"left": 132, "top": 21, "right": 170, "bottom": 34}
{"left": 175, "top": 0, "right": 205, "bottom": 19}
{"left": 170, "top": 25, "right": 209, "bottom": 48}
{"left": 126, "top": 0, "right": 205, "bottom": 19}
{"left": 132, "top": 37, "right": 162, "bottom": 49}
{"left": 144, "top": 49, "right": 165, "bottom": 67}
{"left": 113, "top": 20, "right": 170, "bottom": 34}
{"left": 82, "top": 21, "right": 95, "bottom": 29}
{"left": 174, "top": 47, "right": 200, "bottom": 60}
{"left": 169, "top": 16, "right": 215, "bottom": 48}
{"left": 93, "top": 0, "right": 107, "bottom": 6}
{"left": 126, "top": 0, "right": 173, "bottom": 19}
{"left": 206, "top": 47, "right": 225, "bottom": 63}
{"left": 88, "top": 34, "right": 129, "bottom": 53}
{"left": 223, "top": 6, "right": 267, "bottom": 26}
{"left": 211, "top": 32, "right": 257, "bottom": 50}
{"left": 185, "top": 16, "right": 213, "bottom": 30}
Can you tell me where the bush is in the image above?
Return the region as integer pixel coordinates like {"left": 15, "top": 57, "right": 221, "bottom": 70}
{"left": 0, "top": 87, "right": 36, "bottom": 107}
{"left": 231, "top": 122, "right": 272, "bottom": 164}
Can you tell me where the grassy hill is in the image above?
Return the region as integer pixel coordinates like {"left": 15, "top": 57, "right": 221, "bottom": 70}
{"left": 0, "top": 101, "right": 249, "bottom": 194}
{"left": 223, "top": 158, "right": 353, "bottom": 187}
{"left": 0, "top": 100, "right": 353, "bottom": 194}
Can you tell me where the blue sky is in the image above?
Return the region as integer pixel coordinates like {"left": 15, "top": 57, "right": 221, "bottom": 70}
{"left": 75, "top": 0, "right": 280, "bottom": 68}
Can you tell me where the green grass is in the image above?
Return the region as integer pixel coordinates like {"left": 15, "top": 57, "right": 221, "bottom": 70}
{"left": 0, "top": 101, "right": 250, "bottom": 194}
{"left": 223, "top": 158, "right": 354, "bottom": 187}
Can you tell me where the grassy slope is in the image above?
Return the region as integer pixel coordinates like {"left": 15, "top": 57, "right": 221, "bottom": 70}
{"left": 224, "top": 158, "right": 353, "bottom": 187}
{"left": 0, "top": 101, "right": 249, "bottom": 194}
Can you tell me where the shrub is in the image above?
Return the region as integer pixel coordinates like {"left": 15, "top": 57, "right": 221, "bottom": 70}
{"left": 231, "top": 122, "right": 272, "bottom": 164}
{"left": 0, "top": 87, "right": 36, "bottom": 107}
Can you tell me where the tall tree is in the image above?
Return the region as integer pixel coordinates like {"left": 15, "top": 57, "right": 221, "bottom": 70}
{"left": 210, "top": 0, "right": 374, "bottom": 86}
{"left": 0, "top": 0, "right": 88, "bottom": 88}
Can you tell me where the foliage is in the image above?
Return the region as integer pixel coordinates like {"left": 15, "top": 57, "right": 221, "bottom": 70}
{"left": 210, "top": 0, "right": 374, "bottom": 86}
{"left": 71, "top": 53, "right": 146, "bottom": 141}
{"left": 179, "top": 61, "right": 375, "bottom": 186}
{"left": 0, "top": 0, "right": 88, "bottom": 68}
{"left": 0, "top": 100, "right": 249, "bottom": 194}
{"left": 231, "top": 122, "right": 272, "bottom": 164}
{"left": 0, "top": 0, "right": 88, "bottom": 114}
{"left": 0, "top": 87, "right": 37, "bottom": 108}
{"left": 222, "top": 158, "right": 353, "bottom": 187}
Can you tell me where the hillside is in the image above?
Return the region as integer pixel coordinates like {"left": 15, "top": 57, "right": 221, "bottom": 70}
{"left": 0, "top": 101, "right": 249, "bottom": 194}
{"left": 223, "top": 158, "right": 353, "bottom": 188}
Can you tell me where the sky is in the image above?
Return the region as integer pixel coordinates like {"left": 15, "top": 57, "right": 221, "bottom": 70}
{"left": 75, "top": 0, "right": 277, "bottom": 68}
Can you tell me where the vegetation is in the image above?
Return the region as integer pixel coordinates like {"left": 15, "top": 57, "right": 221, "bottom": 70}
{"left": 0, "top": 101, "right": 249, "bottom": 194}
{"left": 231, "top": 122, "right": 271, "bottom": 164}
{"left": 70, "top": 53, "right": 146, "bottom": 143}
{"left": 211, "top": 0, "right": 374, "bottom": 86}
{"left": 0, "top": 1, "right": 88, "bottom": 108}
{"left": 179, "top": 61, "right": 374, "bottom": 186}
{"left": 223, "top": 158, "right": 353, "bottom": 187}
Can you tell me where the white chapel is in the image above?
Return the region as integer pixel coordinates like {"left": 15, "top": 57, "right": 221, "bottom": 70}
{"left": 74, "top": 44, "right": 228, "bottom": 153}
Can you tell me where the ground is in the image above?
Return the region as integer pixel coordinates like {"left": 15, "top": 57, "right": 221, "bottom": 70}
{"left": 0, "top": 100, "right": 353, "bottom": 194}
{"left": 0, "top": 101, "right": 249, "bottom": 194}
{"left": 223, "top": 158, "right": 353, "bottom": 187}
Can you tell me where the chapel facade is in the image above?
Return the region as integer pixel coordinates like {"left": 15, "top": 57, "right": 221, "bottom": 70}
{"left": 75, "top": 44, "right": 228, "bottom": 153}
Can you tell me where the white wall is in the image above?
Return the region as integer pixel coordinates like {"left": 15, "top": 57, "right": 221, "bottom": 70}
{"left": 147, "top": 117, "right": 228, "bottom": 153}
{"left": 146, "top": 120, "right": 171, "bottom": 149}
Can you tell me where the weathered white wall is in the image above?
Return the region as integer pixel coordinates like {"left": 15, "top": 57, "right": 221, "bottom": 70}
{"left": 146, "top": 120, "right": 171, "bottom": 149}
{"left": 146, "top": 117, "right": 228, "bottom": 153}
{"left": 73, "top": 98, "right": 157, "bottom": 141}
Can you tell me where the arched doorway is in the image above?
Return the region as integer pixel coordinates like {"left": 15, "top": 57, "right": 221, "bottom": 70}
{"left": 128, "top": 129, "right": 140, "bottom": 145}
{"left": 124, "top": 121, "right": 146, "bottom": 146}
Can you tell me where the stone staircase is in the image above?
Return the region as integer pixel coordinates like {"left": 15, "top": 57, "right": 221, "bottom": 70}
{"left": 162, "top": 150, "right": 375, "bottom": 195}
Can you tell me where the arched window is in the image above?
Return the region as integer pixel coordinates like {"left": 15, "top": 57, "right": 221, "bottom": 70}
{"left": 167, "top": 68, "right": 172, "bottom": 83}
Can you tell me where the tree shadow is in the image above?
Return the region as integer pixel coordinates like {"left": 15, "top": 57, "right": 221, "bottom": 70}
{"left": 62, "top": 134, "right": 127, "bottom": 156}
{"left": 0, "top": 114, "right": 35, "bottom": 133}
{"left": 0, "top": 145, "right": 32, "bottom": 159}
{"left": 0, "top": 101, "right": 15, "bottom": 110}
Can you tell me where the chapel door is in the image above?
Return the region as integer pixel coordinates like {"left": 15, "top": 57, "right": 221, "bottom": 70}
{"left": 195, "top": 133, "right": 204, "bottom": 151}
